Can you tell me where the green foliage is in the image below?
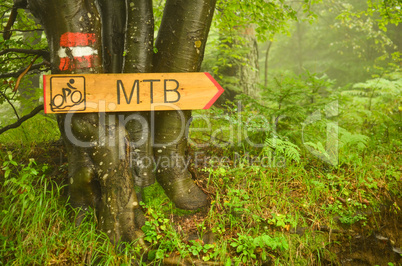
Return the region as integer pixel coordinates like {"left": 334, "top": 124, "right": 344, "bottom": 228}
{"left": 214, "top": 0, "right": 312, "bottom": 42}
{"left": 272, "top": 215, "right": 295, "bottom": 229}
{"left": 338, "top": 128, "right": 370, "bottom": 165}
{"left": 340, "top": 72, "right": 402, "bottom": 147}
{"left": 203, "top": 0, "right": 317, "bottom": 101}
{"left": 235, "top": 70, "right": 336, "bottom": 159}
{"left": 335, "top": 0, "right": 400, "bottom": 70}
{"left": 230, "top": 233, "right": 288, "bottom": 263}
{"left": 325, "top": 200, "right": 368, "bottom": 225}
{"left": 141, "top": 203, "right": 221, "bottom": 262}
{"left": 268, "top": 0, "right": 401, "bottom": 87}
{"left": 1, "top": 4, "right": 48, "bottom": 129}
{"left": 2, "top": 112, "right": 401, "bottom": 265}
{"left": 264, "top": 137, "right": 301, "bottom": 163}
{"left": 224, "top": 188, "right": 252, "bottom": 219}
{"left": 192, "top": 66, "right": 400, "bottom": 170}
{"left": 152, "top": 0, "right": 165, "bottom": 32}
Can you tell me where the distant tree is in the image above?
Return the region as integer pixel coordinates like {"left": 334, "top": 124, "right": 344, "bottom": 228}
{"left": 268, "top": 0, "right": 401, "bottom": 86}
{"left": 203, "top": 0, "right": 307, "bottom": 102}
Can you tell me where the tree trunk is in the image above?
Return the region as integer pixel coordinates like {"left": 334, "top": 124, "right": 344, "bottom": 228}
{"left": 296, "top": 20, "right": 303, "bottom": 74}
{"left": 264, "top": 40, "right": 272, "bottom": 87}
{"left": 216, "top": 25, "right": 260, "bottom": 103}
{"left": 239, "top": 26, "right": 260, "bottom": 99}
{"left": 27, "top": 0, "right": 217, "bottom": 244}
{"left": 28, "top": 0, "right": 143, "bottom": 244}
{"left": 124, "top": 0, "right": 155, "bottom": 188}
{"left": 151, "top": 0, "right": 216, "bottom": 210}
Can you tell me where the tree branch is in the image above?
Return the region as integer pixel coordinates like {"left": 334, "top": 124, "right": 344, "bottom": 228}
{"left": 3, "top": 0, "right": 29, "bottom": 40}
{"left": 0, "top": 48, "right": 50, "bottom": 60}
{"left": 0, "top": 89, "right": 20, "bottom": 120}
{"left": 0, "top": 105, "right": 43, "bottom": 135}
{"left": 0, "top": 29, "right": 43, "bottom": 33}
{"left": 0, "top": 61, "right": 50, "bottom": 78}
{"left": 3, "top": 7, "right": 18, "bottom": 40}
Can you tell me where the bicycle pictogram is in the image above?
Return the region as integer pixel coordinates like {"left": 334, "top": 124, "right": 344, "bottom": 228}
{"left": 50, "top": 76, "right": 86, "bottom": 112}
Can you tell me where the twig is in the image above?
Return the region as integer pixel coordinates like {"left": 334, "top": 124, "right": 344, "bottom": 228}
{"left": 0, "top": 89, "right": 19, "bottom": 120}
{"left": 14, "top": 55, "right": 40, "bottom": 92}
{"left": 0, "top": 49, "right": 49, "bottom": 60}
{"left": 0, "top": 62, "right": 50, "bottom": 78}
{"left": 0, "top": 105, "right": 44, "bottom": 135}
{"left": 0, "top": 29, "right": 43, "bottom": 33}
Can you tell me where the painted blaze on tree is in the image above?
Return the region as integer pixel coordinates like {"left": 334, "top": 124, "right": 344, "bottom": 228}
{"left": 26, "top": 0, "right": 217, "bottom": 244}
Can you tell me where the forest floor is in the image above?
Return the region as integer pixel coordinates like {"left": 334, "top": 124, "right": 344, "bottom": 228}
{"left": 1, "top": 138, "right": 401, "bottom": 265}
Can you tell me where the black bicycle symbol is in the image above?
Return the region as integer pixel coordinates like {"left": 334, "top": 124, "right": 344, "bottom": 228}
{"left": 52, "top": 79, "right": 83, "bottom": 108}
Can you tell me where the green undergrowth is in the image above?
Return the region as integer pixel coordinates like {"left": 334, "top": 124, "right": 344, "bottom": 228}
{"left": 0, "top": 152, "right": 141, "bottom": 265}
{"left": 1, "top": 139, "right": 400, "bottom": 265}
{"left": 0, "top": 113, "right": 60, "bottom": 144}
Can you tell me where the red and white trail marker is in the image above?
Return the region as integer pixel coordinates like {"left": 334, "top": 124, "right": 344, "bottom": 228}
{"left": 58, "top": 32, "right": 98, "bottom": 71}
{"left": 43, "top": 72, "right": 224, "bottom": 114}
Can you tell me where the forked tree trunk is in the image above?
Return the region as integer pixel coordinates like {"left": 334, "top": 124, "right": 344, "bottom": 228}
{"left": 27, "top": 0, "right": 216, "bottom": 244}
{"left": 28, "top": 0, "right": 143, "bottom": 244}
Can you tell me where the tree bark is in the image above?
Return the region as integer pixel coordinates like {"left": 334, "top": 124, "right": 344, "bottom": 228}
{"left": 264, "top": 40, "right": 272, "bottom": 87}
{"left": 296, "top": 20, "right": 303, "bottom": 74}
{"left": 152, "top": 0, "right": 216, "bottom": 209}
{"left": 216, "top": 25, "right": 260, "bottom": 102}
{"left": 28, "top": 0, "right": 143, "bottom": 244}
{"left": 239, "top": 26, "right": 260, "bottom": 99}
{"left": 97, "top": 0, "right": 126, "bottom": 73}
{"left": 124, "top": 0, "right": 155, "bottom": 188}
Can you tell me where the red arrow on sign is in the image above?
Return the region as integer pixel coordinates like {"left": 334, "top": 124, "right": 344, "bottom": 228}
{"left": 203, "top": 72, "right": 224, "bottom": 109}
{"left": 43, "top": 72, "right": 224, "bottom": 113}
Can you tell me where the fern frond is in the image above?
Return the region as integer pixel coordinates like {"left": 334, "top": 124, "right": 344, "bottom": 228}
{"left": 339, "top": 128, "right": 369, "bottom": 151}
{"left": 264, "top": 137, "right": 301, "bottom": 163}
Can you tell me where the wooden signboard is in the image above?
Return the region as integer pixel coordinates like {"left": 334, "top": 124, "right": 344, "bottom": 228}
{"left": 43, "top": 73, "right": 224, "bottom": 114}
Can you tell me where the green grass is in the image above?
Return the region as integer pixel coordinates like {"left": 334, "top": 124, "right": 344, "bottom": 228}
{"left": 0, "top": 152, "right": 147, "bottom": 265}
